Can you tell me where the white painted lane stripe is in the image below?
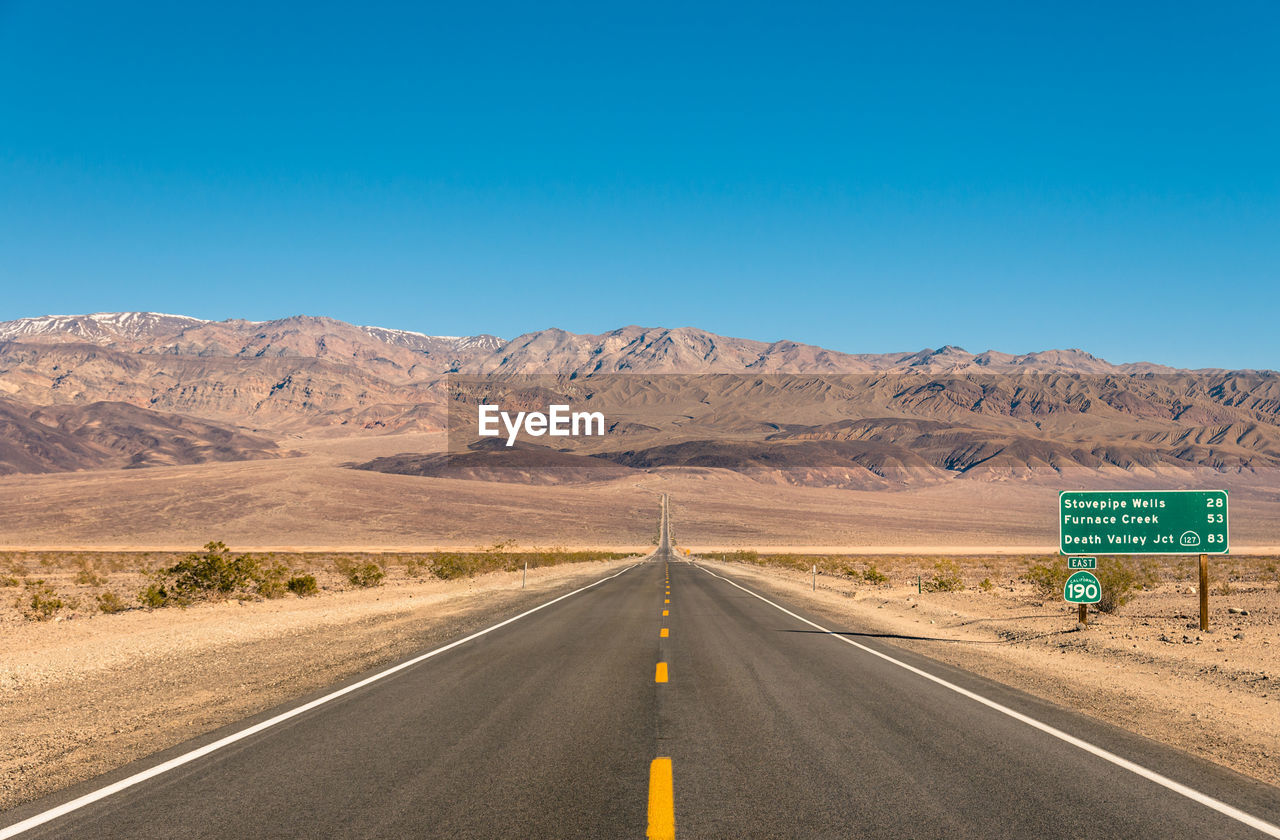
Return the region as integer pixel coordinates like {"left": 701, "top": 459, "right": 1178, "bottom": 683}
{"left": 0, "top": 562, "right": 642, "bottom": 839}
{"left": 694, "top": 563, "right": 1280, "bottom": 838}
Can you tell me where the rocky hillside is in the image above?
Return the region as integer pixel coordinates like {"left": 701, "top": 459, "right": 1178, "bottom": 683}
{"left": 2, "top": 312, "right": 1277, "bottom": 483}
{"left": 0, "top": 397, "right": 281, "bottom": 475}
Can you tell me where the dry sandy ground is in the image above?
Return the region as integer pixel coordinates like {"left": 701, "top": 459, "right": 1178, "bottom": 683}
{"left": 0, "top": 557, "right": 638, "bottom": 812}
{"left": 2, "top": 432, "right": 1279, "bottom": 550}
{"left": 698, "top": 557, "right": 1280, "bottom": 787}
{"left": 2, "top": 549, "right": 1276, "bottom": 815}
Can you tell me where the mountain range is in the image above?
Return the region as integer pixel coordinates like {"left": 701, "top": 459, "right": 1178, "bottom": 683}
{"left": 1, "top": 312, "right": 1277, "bottom": 485}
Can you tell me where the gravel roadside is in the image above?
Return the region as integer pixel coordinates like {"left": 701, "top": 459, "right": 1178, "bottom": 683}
{"left": 0, "top": 558, "right": 638, "bottom": 812}
{"left": 698, "top": 558, "right": 1279, "bottom": 788}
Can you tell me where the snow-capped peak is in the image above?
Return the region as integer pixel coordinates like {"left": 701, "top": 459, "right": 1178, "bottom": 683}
{"left": 0, "top": 312, "right": 208, "bottom": 341}
{"left": 358, "top": 323, "right": 504, "bottom": 351}
{"left": 0, "top": 311, "right": 507, "bottom": 356}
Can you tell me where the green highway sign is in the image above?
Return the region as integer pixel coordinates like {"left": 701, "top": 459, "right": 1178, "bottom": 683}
{"left": 1067, "top": 556, "right": 1096, "bottom": 569}
{"left": 1059, "top": 490, "right": 1228, "bottom": 555}
{"left": 1064, "top": 571, "right": 1101, "bottom": 604}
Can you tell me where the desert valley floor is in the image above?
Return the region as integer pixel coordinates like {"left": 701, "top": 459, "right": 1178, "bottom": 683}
{"left": 2, "top": 432, "right": 1279, "bottom": 552}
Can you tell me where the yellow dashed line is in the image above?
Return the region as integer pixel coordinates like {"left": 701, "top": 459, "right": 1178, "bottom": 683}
{"left": 655, "top": 662, "right": 668, "bottom": 683}
{"left": 662, "top": 609, "right": 668, "bottom": 616}
{"left": 664, "top": 599, "right": 669, "bottom": 604}
{"left": 647, "top": 757, "right": 675, "bottom": 840}
{"left": 660, "top": 628, "right": 669, "bottom": 638}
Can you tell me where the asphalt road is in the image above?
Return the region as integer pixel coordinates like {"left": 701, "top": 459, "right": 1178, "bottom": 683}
{"left": 4, "top": 496, "right": 1280, "bottom": 838}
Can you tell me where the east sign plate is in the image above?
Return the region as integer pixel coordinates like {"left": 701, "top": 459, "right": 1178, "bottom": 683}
{"left": 1064, "top": 571, "right": 1101, "bottom": 604}
{"left": 1059, "top": 490, "right": 1228, "bottom": 555}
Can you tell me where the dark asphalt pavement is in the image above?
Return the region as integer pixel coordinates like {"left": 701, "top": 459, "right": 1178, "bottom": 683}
{"left": 4, "top": 497, "right": 1279, "bottom": 838}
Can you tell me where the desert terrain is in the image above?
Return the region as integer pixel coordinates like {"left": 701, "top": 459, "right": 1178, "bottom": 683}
{"left": 698, "top": 554, "right": 1280, "bottom": 788}
{"left": 2, "top": 545, "right": 1277, "bottom": 814}
{"left": 2, "top": 430, "right": 1279, "bottom": 551}
{"left": 4, "top": 313, "right": 1280, "bottom": 550}
{"left": 3, "top": 313, "right": 1280, "bottom": 821}
{"left": 0, "top": 554, "right": 640, "bottom": 810}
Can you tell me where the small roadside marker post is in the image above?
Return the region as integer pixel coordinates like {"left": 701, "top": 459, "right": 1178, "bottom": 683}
{"left": 812, "top": 564, "right": 816, "bottom": 591}
{"left": 523, "top": 561, "right": 527, "bottom": 589}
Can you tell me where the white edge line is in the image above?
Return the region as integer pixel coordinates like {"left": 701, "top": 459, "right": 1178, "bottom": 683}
{"left": 0, "top": 562, "right": 642, "bottom": 839}
{"left": 693, "top": 561, "right": 1280, "bottom": 838}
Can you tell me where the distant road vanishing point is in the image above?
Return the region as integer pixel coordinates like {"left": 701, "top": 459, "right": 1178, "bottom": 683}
{"left": 3, "top": 496, "right": 1279, "bottom": 839}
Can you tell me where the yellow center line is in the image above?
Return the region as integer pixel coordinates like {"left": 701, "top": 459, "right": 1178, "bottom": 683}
{"left": 655, "top": 662, "right": 668, "bottom": 683}
{"left": 662, "top": 609, "right": 668, "bottom": 616}
{"left": 664, "top": 599, "right": 669, "bottom": 604}
{"left": 647, "top": 757, "right": 675, "bottom": 840}
{"left": 660, "top": 628, "right": 669, "bottom": 637}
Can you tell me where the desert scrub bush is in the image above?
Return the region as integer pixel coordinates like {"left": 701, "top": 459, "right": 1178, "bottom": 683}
{"left": 166, "top": 542, "right": 263, "bottom": 597}
{"left": 429, "top": 553, "right": 480, "bottom": 580}
{"left": 1022, "top": 557, "right": 1069, "bottom": 599}
{"left": 335, "top": 558, "right": 385, "bottom": 588}
{"left": 1, "top": 557, "right": 29, "bottom": 576}
{"left": 287, "top": 574, "right": 319, "bottom": 596}
{"left": 756, "top": 553, "right": 819, "bottom": 572}
{"left": 1094, "top": 556, "right": 1146, "bottom": 613}
{"left": 0, "top": 575, "right": 19, "bottom": 587}
{"left": 21, "top": 580, "right": 65, "bottom": 620}
{"left": 862, "top": 564, "right": 889, "bottom": 585}
{"left": 138, "top": 582, "right": 169, "bottom": 609}
{"left": 75, "top": 568, "right": 107, "bottom": 586}
{"left": 923, "top": 559, "right": 964, "bottom": 592}
{"left": 256, "top": 561, "right": 291, "bottom": 599}
{"left": 97, "top": 590, "right": 128, "bottom": 613}
{"left": 979, "top": 577, "right": 994, "bottom": 592}
{"left": 137, "top": 542, "right": 266, "bottom": 606}
{"left": 424, "top": 549, "right": 628, "bottom": 580}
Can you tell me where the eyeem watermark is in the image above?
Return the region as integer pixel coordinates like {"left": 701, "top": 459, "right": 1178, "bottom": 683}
{"left": 478, "top": 404, "right": 606, "bottom": 447}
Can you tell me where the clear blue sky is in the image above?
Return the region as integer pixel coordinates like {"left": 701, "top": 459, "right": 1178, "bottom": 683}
{"left": 2, "top": 1, "right": 1276, "bottom": 368}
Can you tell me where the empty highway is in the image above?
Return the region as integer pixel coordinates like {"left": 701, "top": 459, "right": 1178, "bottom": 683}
{"left": 3, "top": 496, "right": 1279, "bottom": 838}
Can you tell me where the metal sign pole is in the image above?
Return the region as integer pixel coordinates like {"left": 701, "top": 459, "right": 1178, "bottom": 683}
{"left": 1199, "top": 553, "right": 1209, "bottom": 631}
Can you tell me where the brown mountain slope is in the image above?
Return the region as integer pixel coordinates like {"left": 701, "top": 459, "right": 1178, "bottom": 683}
{"left": 459, "top": 327, "right": 1186, "bottom": 376}
{"left": 1, "top": 312, "right": 1277, "bottom": 483}
{"left": 0, "top": 399, "right": 116, "bottom": 474}
{"left": 0, "top": 341, "right": 444, "bottom": 432}
{"left": 354, "top": 440, "right": 636, "bottom": 485}
{"left": 431, "top": 373, "right": 1280, "bottom": 487}
{"left": 0, "top": 398, "right": 282, "bottom": 474}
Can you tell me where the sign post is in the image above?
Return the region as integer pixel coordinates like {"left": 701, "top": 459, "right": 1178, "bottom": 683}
{"left": 1064, "top": 570, "right": 1101, "bottom": 625}
{"left": 1199, "top": 553, "right": 1209, "bottom": 632}
{"left": 1066, "top": 558, "right": 1096, "bottom": 624}
{"left": 1059, "top": 490, "right": 1228, "bottom": 631}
